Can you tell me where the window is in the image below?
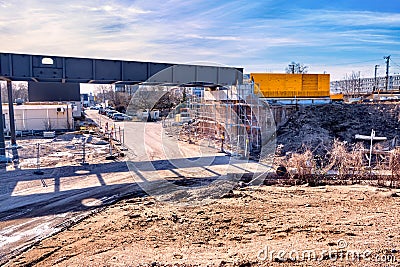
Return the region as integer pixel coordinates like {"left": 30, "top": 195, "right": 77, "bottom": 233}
{"left": 42, "top": 57, "right": 54, "bottom": 65}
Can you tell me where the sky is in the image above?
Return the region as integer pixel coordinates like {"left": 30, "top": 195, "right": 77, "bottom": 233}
{"left": 0, "top": 0, "right": 400, "bottom": 81}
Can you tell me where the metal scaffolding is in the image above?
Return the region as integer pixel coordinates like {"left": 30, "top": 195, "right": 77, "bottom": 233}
{"left": 164, "top": 84, "right": 276, "bottom": 160}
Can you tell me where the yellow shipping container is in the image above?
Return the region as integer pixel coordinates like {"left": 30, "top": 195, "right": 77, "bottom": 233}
{"left": 250, "top": 73, "right": 330, "bottom": 98}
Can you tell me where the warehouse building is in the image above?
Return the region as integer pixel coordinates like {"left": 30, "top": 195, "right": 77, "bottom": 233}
{"left": 2, "top": 103, "right": 73, "bottom": 133}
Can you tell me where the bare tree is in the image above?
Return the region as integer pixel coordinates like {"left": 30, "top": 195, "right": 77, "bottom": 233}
{"left": 14, "top": 83, "right": 28, "bottom": 101}
{"left": 285, "top": 62, "right": 308, "bottom": 74}
{"left": 154, "top": 91, "right": 180, "bottom": 111}
{"left": 124, "top": 85, "right": 164, "bottom": 117}
{"left": 340, "top": 71, "right": 361, "bottom": 97}
{"left": 93, "top": 84, "right": 132, "bottom": 111}
{"left": 94, "top": 84, "right": 113, "bottom": 105}
{"left": 0, "top": 81, "right": 28, "bottom": 103}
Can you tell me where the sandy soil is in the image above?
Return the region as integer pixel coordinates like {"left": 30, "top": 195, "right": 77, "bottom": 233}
{"left": 6, "top": 184, "right": 400, "bottom": 266}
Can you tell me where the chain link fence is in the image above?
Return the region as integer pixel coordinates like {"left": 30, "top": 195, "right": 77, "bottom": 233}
{"left": 1, "top": 132, "right": 113, "bottom": 170}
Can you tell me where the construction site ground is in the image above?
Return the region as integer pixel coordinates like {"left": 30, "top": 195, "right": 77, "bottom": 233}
{"left": 0, "top": 105, "right": 399, "bottom": 266}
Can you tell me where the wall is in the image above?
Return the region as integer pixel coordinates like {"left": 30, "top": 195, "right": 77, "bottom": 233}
{"left": 250, "top": 73, "right": 330, "bottom": 98}
{"left": 2, "top": 104, "right": 73, "bottom": 131}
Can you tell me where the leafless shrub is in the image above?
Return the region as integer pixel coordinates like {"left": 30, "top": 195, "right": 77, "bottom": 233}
{"left": 324, "top": 140, "right": 365, "bottom": 182}
{"left": 347, "top": 143, "right": 366, "bottom": 183}
{"left": 389, "top": 148, "right": 400, "bottom": 188}
{"left": 286, "top": 148, "right": 315, "bottom": 182}
{"left": 275, "top": 139, "right": 400, "bottom": 188}
{"left": 328, "top": 139, "right": 348, "bottom": 179}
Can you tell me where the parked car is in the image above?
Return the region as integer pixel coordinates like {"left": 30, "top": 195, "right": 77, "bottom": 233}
{"left": 111, "top": 112, "right": 123, "bottom": 120}
{"left": 112, "top": 113, "right": 132, "bottom": 121}
{"left": 106, "top": 110, "right": 118, "bottom": 118}
{"left": 122, "top": 114, "right": 132, "bottom": 121}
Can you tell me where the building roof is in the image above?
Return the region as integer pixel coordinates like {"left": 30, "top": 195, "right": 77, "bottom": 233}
{"left": 2, "top": 103, "right": 72, "bottom": 110}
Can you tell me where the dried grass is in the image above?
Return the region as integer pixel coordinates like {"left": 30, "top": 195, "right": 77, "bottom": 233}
{"left": 278, "top": 140, "right": 400, "bottom": 188}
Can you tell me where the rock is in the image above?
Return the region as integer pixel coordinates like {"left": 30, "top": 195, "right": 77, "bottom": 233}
{"left": 274, "top": 257, "right": 286, "bottom": 263}
{"left": 173, "top": 253, "right": 183, "bottom": 259}
{"left": 229, "top": 252, "right": 238, "bottom": 257}
{"left": 171, "top": 214, "right": 179, "bottom": 223}
{"left": 221, "top": 190, "right": 235, "bottom": 198}
{"left": 128, "top": 213, "right": 141, "bottom": 219}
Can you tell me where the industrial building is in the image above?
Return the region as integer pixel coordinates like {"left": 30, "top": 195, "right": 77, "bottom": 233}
{"left": 2, "top": 103, "right": 73, "bottom": 133}
{"left": 331, "top": 74, "right": 400, "bottom": 93}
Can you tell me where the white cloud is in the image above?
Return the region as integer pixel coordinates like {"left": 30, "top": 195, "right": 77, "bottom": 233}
{"left": 298, "top": 10, "right": 400, "bottom": 27}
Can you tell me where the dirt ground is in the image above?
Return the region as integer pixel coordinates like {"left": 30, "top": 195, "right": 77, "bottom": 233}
{"left": 2, "top": 106, "right": 400, "bottom": 266}
{"left": 5, "top": 184, "right": 400, "bottom": 266}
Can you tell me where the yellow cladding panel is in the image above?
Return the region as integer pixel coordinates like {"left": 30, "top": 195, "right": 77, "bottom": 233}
{"left": 250, "top": 73, "right": 330, "bottom": 98}
{"left": 286, "top": 74, "right": 302, "bottom": 91}
{"left": 318, "top": 74, "right": 330, "bottom": 92}
{"left": 302, "top": 74, "right": 318, "bottom": 91}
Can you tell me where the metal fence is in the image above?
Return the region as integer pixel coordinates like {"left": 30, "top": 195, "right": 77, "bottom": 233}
{"left": 0, "top": 132, "right": 112, "bottom": 170}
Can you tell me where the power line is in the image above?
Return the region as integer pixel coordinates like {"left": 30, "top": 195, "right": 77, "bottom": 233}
{"left": 327, "top": 59, "right": 382, "bottom": 66}
{"left": 390, "top": 59, "right": 400, "bottom": 68}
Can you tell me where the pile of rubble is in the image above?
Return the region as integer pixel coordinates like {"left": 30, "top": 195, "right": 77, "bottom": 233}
{"left": 277, "top": 103, "right": 400, "bottom": 155}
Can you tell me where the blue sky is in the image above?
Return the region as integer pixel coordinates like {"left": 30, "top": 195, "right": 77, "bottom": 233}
{"left": 0, "top": 0, "right": 399, "bottom": 80}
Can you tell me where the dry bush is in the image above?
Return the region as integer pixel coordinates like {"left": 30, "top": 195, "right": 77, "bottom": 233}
{"left": 327, "top": 140, "right": 365, "bottom": 182}
{"left": 275, "top": 139, "right": 399, "bottom": 188}
{"left": 389, "top": 148, "right": 400, "bottom": 188}
{"left": 328, "top": 139, "right": 349, "bottom": 179}
{"left": 347, "top": 142, "right": 367, "bottom": 183}
{"left": 286, "top": 148, "right": 315, "bottom": 181}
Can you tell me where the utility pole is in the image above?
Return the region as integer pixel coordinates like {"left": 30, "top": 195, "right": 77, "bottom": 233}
{"left": 0, "top": 83, "right": 5, "bottom": 163}
{"left": 384, "top": 55, "right": 390, "bottom": 92}
{"left": 374, "top": 65, "right": 379, "bottom": 92}
{"left": 7, "top": 81, "right": 18, "bottom": 162}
